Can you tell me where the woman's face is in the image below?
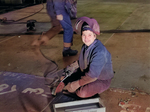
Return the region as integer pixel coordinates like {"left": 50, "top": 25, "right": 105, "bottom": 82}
{"left": 82, "top": 30, "right": 96, "bottom": 46}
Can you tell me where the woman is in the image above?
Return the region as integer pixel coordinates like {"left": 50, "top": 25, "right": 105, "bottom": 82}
{"left": 55, "top": 17, "right": 114, "bottom": 98}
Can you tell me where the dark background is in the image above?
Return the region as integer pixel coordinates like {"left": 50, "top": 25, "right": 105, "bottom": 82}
{"left": 0, "top": 0, "right": 46, "bottom": 14}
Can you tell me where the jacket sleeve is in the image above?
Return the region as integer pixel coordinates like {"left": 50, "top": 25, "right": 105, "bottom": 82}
{"left": 78, "top": 73, "right": 97, "bottom": 86}
{"left": 87, "top": 50, "right": 106, "bottom": 78}
{"left": 78, "top": 51, "right": 106, "bottom": 86}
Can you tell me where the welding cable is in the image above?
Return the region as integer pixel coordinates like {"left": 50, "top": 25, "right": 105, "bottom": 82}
{"left": 39, "top": 47, "right": 60, "bottom": 86}
{"left": 40, "top": 93, "right": 65, "bottom": 112}
{"left": 40, "top": 96, "right": 56, "bottom": 112}
{"left": 43, "top": 60, "right": 59, "bottom": 77}
{"left": 31, "top": 33, "right": 59, "bottom": 78}
{"left": 36, "top": 34, "right": 65, "bottom": 89}
{"left": 0, "top": 0, "right": 45, "bottom": 25}
{"left": 38, "top": 48, "right": 59, "bottom": 77}
{"left": 38, "top": 44, "right": 62, "bottom": 87}
{"left": 14, "top": 0, "right": 44, "bottom": 23}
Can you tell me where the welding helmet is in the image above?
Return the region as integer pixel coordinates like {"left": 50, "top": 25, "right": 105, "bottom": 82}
{"left": 74, "top": 16, "right": 100, "bottom": 35}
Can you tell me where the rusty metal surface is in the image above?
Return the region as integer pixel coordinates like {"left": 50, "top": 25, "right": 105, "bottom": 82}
{"left": 100, "top": 88, "right": 150, "bottom": 112}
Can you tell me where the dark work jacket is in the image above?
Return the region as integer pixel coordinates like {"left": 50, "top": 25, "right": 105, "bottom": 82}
{"left": 79, "top": 39, "right": 114, "bottom": 80}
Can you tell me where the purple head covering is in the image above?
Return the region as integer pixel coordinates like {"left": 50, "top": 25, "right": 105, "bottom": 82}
{"left": 74, "top": 16, "right": 100, "bottom": 35}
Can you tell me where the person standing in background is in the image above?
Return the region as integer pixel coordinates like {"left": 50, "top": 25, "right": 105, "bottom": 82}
{"left": 32, "top": 0, "right": 78, "bottom": 57}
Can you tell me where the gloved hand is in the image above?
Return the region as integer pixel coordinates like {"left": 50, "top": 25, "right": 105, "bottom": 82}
{"left": 57, "top": 14, "right": 63, "bottom": 20}
{"left": 65, "top": 80, "right": 80, "bottom": 93}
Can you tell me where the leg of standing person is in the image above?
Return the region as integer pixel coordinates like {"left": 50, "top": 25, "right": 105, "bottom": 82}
{"left": 59, "top": 10, "right": 78, "bottom": 57}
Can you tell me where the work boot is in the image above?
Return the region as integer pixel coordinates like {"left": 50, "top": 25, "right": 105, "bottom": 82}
{"left": 63, "top": 49, "right": 78, "bottom": 57}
